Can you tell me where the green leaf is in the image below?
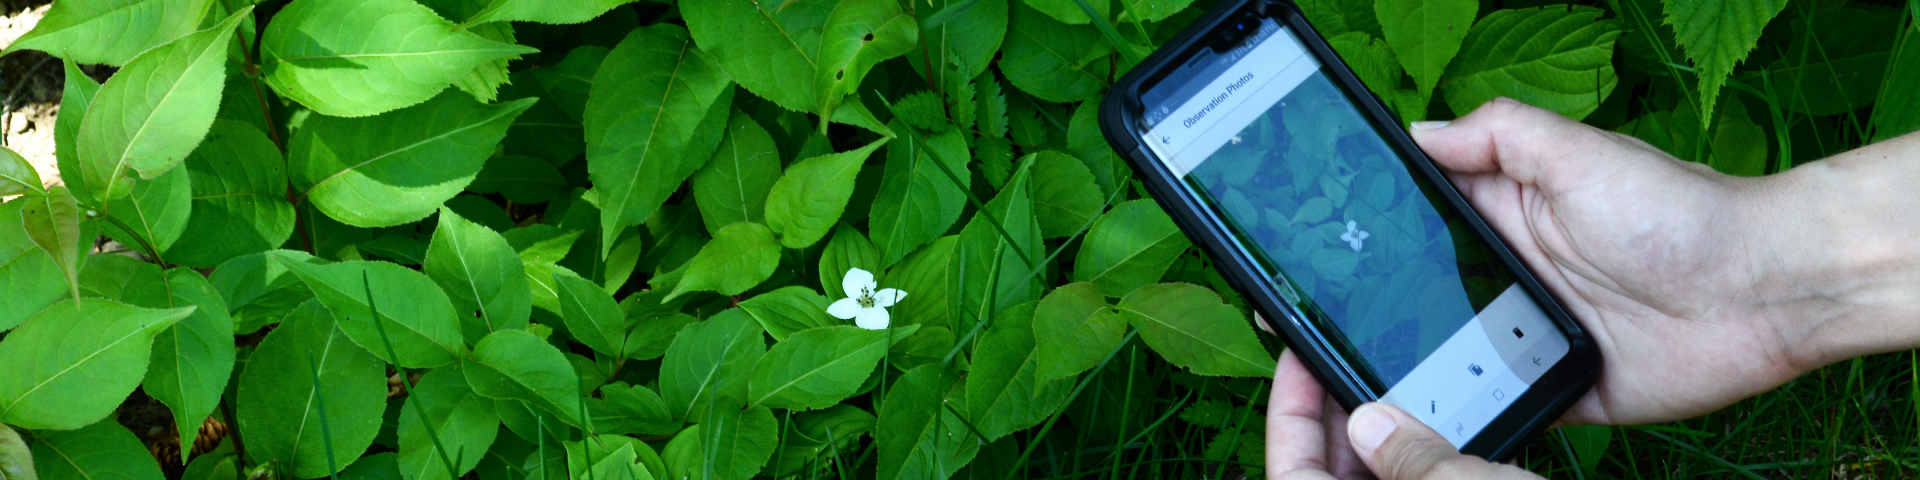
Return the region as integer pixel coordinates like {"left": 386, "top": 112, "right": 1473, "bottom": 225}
{"left": 236, "top": 300, "right": 386, "bottom": 479}
{"left": 1032, "top": 282, "right": 1124, "bottom": 384}
{"left": 738, "top": 287, "right": 838, "bottom": 342}
{"left": 26, "top": 420, "right": 162, "bottom": 480}
{"left": 281, "top": 260, "right": 468, "bottom": 368}
{"left": 1705, "top": 100, "right": 1767, "bottom": 177}
{"left": 682, "top": 0, "right": 831, "bottom": 114}
{"left": 660, "top": 309, "right": 765, "bottom": 422}
{"left": 1022, "top": 0, "right": 1107, "bottom": 25}
{"left": 1073, "top": 199, "right": 1190, "bottom": 297}
{"left": 3, "top": 0, "right": 214, "bottom": 66}
{"left": 1118, "top": 284, "right": 1273, "bottom": 377}
{"left": 426, "top": 207, "right": 533, "bottom": 345}
{"left": 413, "top": 0, "right": 520, "bottom": 104}
{"left": 130, "top": 269, "right": 234, "bottom": 464}
{"left": 399, "top": 366, "right": 500, "bottom": 480}
{"left": 163, "top": 121, "right": 297, "bottom": 268}
{"left": 104, "top": 160, "right": 191, "bottom": 257}
{"left": 764, "top": 139, "right": 886, "bottom": 249}
{"left": 1752, "top": 8, "right": 1899, "bottom": 116}
{"left": 0, "top": 410, "right": 31, "bottom": 480}
{"left": 471, "top": 155, "right": 567, "bottom": 204}
{"left": 892, "top": 92, "right": 950, "bottom": 133}
{"left": 462, "top": 329, "right": 586, "bottom": 427}
{"left": 1001, "top": 2, "right": 1111, "bottom": 103}
{"left": 586, "top": 26, "right": 732, "bottom": 256}
{"left": 694, "top": 402, "right": 777, "bottom": 480}
{"left": 1114, "top": 0, "right": 1188, "bottom": 23}
{"left": 1375, "top": 0, "right": 1475, "bottom": 98}
{"left": 888, "top": 236, "right": 958, "bottom": 330}
{"left": 291, "top": 92, "right": 535, "bottom": 228}
{"left": 910, "top": 0, "right": 1007, "bottom": 83}
{"left": 818, "top": 224, "right": 883, "bottom": 296}
{"left": 590, "top": 383, "right": 680, "bottom": 436}
{"left": 621, "top": 312, "right": 695, "bottom": 362}
{"left": 1441, "top": 6, "right": 1623, "bottom": 121}
{"left": 665, "top": 222, "right": 781, "bottom": 301}
{"left": 0, "top": 148, "right": 42, "bottom": 197}
{"left": 461, "top": 0, "right": 641, "bottom": 26}
{"left": 55, "top": 60, "right": 102, "bottom": 208}
{"left": 181, "top": 452, "right": 233, "bottom": 480}
{"left": 748, "top": 325, "right": 900, "bottom": 410}
{"left": 210, "top": 250, "right": 323, "bottom": 334}
{"left": 1296, "top": 0, "right": 1382, "bottom": 38}
{"left": 554, "top": 270, "right": 626, "bottom": 358}
{"left": 75, "top": 8, "right": 246, "bottom": 202}
{"left": 869, "top": 122, "right": 970, "bottom": 268}
{"left": 1066, "top": 98, "right": 1123, "bottom": 199}
{"left": 0, "top": 199, "right": 71, "bottom": 331}
{"left": 692, "top": 113, "right": 782, "bottom": 235}
{"left": 1027, "top": 151, "right": 1103, "bottom": 239}
{"left": 575, "top": 444, "right": 647, "bottom": 480}
{"left": 814, "top": 0, "right": 919, "bottom": 120}
{"left": 260, "top": 0, "right": 535, "bottom": 117}
{"left": 875, "top": 365, "right": 978, "bottom": 480}
{"left": 1329, "top": 32, "right": 1403, "bottom": 96}
{"left": 765, "top": 405, "right": 873, "bottom": 477}
{"left": 0, "top": 299, "right": 190, "bottom": 429}
{"left": 1664, "top": 0, "right": 1788, "bottom": 123}
{"left": 342, "top": 453, "right": 403, "bottom": 480}
{"left": 965, "top": 302, "right": 1068, "bottom": 440}
{"left": 1873, "top": 20, "right": 1920, "bottom": 142}
{"left": 956, "top": 162, "right": 1042, "bottom": 332}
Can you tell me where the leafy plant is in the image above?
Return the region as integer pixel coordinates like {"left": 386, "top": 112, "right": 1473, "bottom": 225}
{"left": 0, "top": 0, "right": 1916, "bottom": 478}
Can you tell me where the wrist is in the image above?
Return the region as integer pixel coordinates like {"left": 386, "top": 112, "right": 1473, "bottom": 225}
{"left": 1750, "top": 140, "right": 1920, "bottom": 370}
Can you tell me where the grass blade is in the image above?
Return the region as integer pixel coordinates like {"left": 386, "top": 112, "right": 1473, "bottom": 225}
{"left": 361, "top": 271, "right": 463, "bottom": 480}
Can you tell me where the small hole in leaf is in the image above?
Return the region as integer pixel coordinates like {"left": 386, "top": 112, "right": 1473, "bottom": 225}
{"left": 863, "top": 33, "right": 874, "bottom": 42}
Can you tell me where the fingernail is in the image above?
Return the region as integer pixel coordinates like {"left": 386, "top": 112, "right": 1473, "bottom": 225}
{"left": 1349, "top": 404, "right": 1398, "bottom": 453}
{"left": 1409, "top": 120, "right": 1451, "bottom": 130}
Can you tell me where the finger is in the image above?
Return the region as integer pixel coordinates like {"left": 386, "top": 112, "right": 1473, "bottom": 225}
{"left": 1320, "top": 395, "right": 1370, "bottom": 479}
{"left": 1347, "top": 403, "right": 1541, "bottom": 480}
{"left": 1268, "top": 349, "right": 1333, "bottom": 476}
{"left": 1408, "top": 97, "right": 1644, "bottom": 189}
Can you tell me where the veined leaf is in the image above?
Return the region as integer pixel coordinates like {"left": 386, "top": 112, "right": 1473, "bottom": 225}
{"left": 0, "top": 147, "right": 41, "bottom": 197}
{"left": 415, "top": 0, "right": 522, "bottom": 104}
{"left": 590, "top": 382, "right": 680, "bottom": 436}
{"left": 164, "top": 121, "right": 296, "bottom": 268}
{"left": 0, "top": 299, "right": 191, "bottom": 429}
{"left": 1329, "top": 32, "right": 1403, "bottom": 97}
{"left": 281, "top": 260, "right": 468, "bottom": 368}
{"left": 747, "top": 325, "right": 905, "bottom": 410}
{"left": 956, "top": 159, "right": 1042, "bottom": 333}
{"left": 694, "top": 401, "right": 777, "bottom": 480}
{"left": 888, "top": 235, "right": 958, "bottom": 330}
{"left": 461, "top": 0, "right": 640, "bottom": 26}
{"left": 26, "top": 420, "right": 164, "bottom": 480}
{"left": 909, "top": 0, "right": 1007, "bottom": 84}
{"left": 1073, "top": 199, "right": 1190, "bottom": 297}
{"left": 104, "top": 161, "right": 191, "bottom": 257}
{"left": 463, "top": 329, "right": 586, "bottom": 427}
{"left": 260, "top": 0, "right": 536, "bottom": 117}
{"left": 764, "top": 139, "right": 887, "bottom": 249}
{"left": 818, "top": 224, "right": 882, "bottom": 298}
{"left": 0, "top": 199, "right": 68, "bottom": 332}
{"left": 1024, "top": 0, "right": 1107, "bottom": 25}
{"left": 1066, "top": 97, "right": 1124, "bottom": 199}
{"left": 1119, "top": 283, "right": 1273, "bottom": 377}
{"left": 1001, "top": 2, "right": 1111, "bottom": 103}
{"left": 235, "top": 300, "right": 385, "bottom": 479}
{"left": 737, "top": 286, "right": 837, "bottom": 342}
{"left": 341, "top": 453, "right": 402, "bottom": 480}
{"left": 425, "top": 207, "right": 533, "bottom": 344}
{"left": 665, "top": 222, "right": 781, "bottom": 300}
{"left": 398, "top": 366, "right": 500, "bottom": 480}
{"left": 659, "top": 309, "right": 765, "bottom": 422}
{"left": 875, "top": 365, "right": 977, "bottom": 480}
{"left": 691, "top": 113, "right": 782, "bottom": 235}
{"left": 1752, "top": 8, "right": 1898, "bottom": 116}
{"left": 1033, "top": 282, "right": 1124, "bottom": 384}
{"left": 585, "top": 24, "right": 734, "bottom": 256}
{"left": 290, "top": 92, "right": 535, "bottom": 228}
{"left": 815, "top": 0, "right": 919, "bottom": 120}
{"left": 1027, "top": 151, "right": 1103, "bottom": 239}
{"left": 55, "top": 60, "right": 101, "bottom": 208}
{"left": 471, "top": 155, "right": 567, "bottom": 204}
{"left": 15, "top": 188, "right": 82, "bottom": 307}
{"left": 1296, "top": 0, "right": 1382, "bottom": 38}
{"left": 1114, "top": 0, "right": 1190, "bottom": 23}
{"left": 1874, "top": 19, "right": 1920, "bottom": 141}
{"left": 131, "top": 269, "right": 235, "bottom": 464}
{"left": 1664, "top": 0, "right": 1788, "bottom": 123}
{"left": 869, "top": 121, "right": 970, "bottom": 268}
{"left": 3, "top": 0, "right": 214, "bottom": 66}
{"left": 75, "top": 8, "right": 246, "bottom": 202}
{"left": 1375, "top": 0, "right": 1475, "bottom": 99}
{"left": 682, "top": 0, "right": 831, "bottom": 113}
{"left": 209, "top": 250, "right": 323, "bottom": 334}
{"left": 1441, "top": 6, "right": 1623, "bottom": 121}
{"left": 964, "top": 302, "right": 1067, "bottom": 440}
{"left": 554, "top": 270, "right": 626, "bottom": 358}
{"left": 180, "top": 451, "right": 233, "bottom": 480}
{"left": 765, "top": 405, "right": 873, "bottom": 477}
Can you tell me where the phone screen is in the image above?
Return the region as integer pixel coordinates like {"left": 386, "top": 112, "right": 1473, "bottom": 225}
{"left": 1136, "top": 18, "right": 1570, "bottom": 446}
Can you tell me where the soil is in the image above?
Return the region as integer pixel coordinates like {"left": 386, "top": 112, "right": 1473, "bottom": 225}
{"left": 2, "top": 0, "right": 114, "bottom": 192}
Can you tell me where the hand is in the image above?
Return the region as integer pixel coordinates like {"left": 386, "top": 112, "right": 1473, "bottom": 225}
{"left": 1407, "top": 98, "right": 1831, "bottom": 426}
{"left": 1266, "top": 349, "right": 1541, "bottom": 480}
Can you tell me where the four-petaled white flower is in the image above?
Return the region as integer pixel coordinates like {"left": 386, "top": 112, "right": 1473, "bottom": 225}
{"left": 1340, "top": 220, "right": 1369, "bottom": 252}
{"left": 827, "top": 268, "right": 908, "bottom": 330}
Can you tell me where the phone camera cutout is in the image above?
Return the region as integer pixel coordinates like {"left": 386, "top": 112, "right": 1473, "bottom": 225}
{"left": 1512, "top": 327, "right": 1525, "bottom": 339}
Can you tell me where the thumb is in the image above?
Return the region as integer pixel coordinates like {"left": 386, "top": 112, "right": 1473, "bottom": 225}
{"left": 1407, "top": 97, "right": 1637, "bottom": 189}
{"left": 1347, "top": 403, "right": 1541, "bottom": 480}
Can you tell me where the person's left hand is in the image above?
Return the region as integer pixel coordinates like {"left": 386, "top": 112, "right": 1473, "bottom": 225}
{"left": 1264, "top": 349, "right": 1543, "bottom": 480}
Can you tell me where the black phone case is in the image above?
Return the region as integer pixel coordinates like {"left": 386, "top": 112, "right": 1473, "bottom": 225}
{"left": 1097, "top": 0, "right": 1601, "bottom": 461}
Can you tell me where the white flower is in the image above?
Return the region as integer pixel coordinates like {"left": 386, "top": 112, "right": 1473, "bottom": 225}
{"left": 826, "top": 268, "right": 907, "bottom": 330}
{"left": 1340, "top": 220, "right": 1369, "bottom": 252}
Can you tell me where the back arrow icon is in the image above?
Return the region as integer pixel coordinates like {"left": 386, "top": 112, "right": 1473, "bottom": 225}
{"left": 1531, "top": 356, "right": 1542, "bottom": 365}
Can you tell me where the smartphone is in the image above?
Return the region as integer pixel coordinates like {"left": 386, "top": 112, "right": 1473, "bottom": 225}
{"left": 1099, "top": 0, "right": 1601, "bottom": 460}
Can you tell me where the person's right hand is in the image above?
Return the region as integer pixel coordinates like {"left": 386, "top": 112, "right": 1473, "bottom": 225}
{"left": 1408, "top": 98, "right": 1857, "bottom": 426}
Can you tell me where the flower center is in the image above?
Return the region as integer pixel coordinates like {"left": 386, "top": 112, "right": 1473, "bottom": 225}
{"left": 856, "top": 287, "right": 876, "bottom": 308}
